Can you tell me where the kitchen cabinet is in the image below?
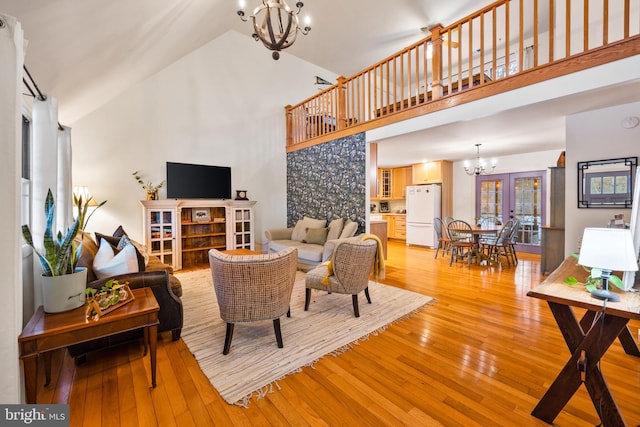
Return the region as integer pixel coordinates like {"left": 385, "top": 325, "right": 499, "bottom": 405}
{"left": 383, "top": 215, "right": 407, "bottom": 240}
{"left": 378, "top": 168, "right": 392, "bottom": 198}
{"left": 392, "top": 167, "right": 413, "bottom": 198}
{"left": 412, "top": 160, "right": 452, "bottom": 184}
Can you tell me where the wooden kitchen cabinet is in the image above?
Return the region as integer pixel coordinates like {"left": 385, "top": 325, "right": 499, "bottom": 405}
{"left": 378, "top": 168, "right": 392, "bottom": 198}
{"left": 392, "top": 167, "right": 413, "bottom": 198}
{"left": 383, "top": 215, "right": 407, "bottom": 240}
{"left": 412, "top": 160, "right": 452, "bottom": 184}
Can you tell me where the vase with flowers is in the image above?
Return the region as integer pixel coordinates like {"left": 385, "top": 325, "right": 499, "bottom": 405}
{"left": 132, "top": 171, "right": 165, "bottom": 200}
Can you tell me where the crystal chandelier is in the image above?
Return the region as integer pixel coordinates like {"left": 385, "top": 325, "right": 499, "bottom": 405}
{"left": 464, "top": 144, "right": 496, "bottom": 176}
{"left": 237, "top": 0, "right": 311, "bottom": 60}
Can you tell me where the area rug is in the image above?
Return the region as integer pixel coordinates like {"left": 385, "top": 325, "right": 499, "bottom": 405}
{"left": 177, "top": 269, "right": 435, "bottom": 406}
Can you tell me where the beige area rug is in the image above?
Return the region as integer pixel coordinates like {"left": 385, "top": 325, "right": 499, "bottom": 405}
{"left": 177, "top": 269, "right": 435, "bottom": 406}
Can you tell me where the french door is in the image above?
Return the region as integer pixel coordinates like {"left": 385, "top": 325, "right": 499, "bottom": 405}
{"left": 476, "top": 171, "right": 546, "bottom": 254}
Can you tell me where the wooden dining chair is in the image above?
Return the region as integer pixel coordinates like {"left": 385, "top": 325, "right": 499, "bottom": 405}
{"left": 481, "top": 219, "right": 515, "bottom": 267}
{"left": 447, "top": 220, "right": 475, "bottom": 267}
{"left": 434, "top": 217, "right": 451, "bottom": 259}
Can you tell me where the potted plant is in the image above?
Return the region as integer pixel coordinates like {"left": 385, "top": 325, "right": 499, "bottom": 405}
{"left": 132, "top": 171, "right": 165, "bottom": 200}
{"left": 22, "top": 189, "right": 87, "bottom": 313}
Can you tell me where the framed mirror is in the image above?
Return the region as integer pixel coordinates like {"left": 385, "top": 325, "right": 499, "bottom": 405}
{"left": 578, "top": 157, "right": 638, "bottom": 208}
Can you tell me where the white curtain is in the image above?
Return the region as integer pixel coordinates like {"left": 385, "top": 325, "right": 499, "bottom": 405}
{"left": 32, "top": 96, "right": 59, "bottom": 308}
{"left": 57, "top": 125, "right": 73, "bottom": 230}
{"left": 0, "top": 13, "right": 24, "bottom": 404}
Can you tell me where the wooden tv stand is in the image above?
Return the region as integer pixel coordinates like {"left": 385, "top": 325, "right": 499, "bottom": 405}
{"left": 140, "top": 199, "right": 257, "bottom": 270}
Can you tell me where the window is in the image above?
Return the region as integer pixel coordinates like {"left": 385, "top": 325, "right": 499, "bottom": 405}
{"left": 21, "top": 114, "right": 31, "bottom": 226}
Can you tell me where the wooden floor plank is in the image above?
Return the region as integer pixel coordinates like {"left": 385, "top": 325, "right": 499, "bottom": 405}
{"left": 35, "top": 241, "right": 640, "bottom": 426}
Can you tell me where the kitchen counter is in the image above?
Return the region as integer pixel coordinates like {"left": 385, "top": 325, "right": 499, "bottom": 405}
{"left": 369, "top": 220, "right": 388, "bottom": 259}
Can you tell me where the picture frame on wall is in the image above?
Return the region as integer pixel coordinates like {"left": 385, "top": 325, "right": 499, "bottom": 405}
{"left": 192, "top": 208, "right": 211, "bottom": 223}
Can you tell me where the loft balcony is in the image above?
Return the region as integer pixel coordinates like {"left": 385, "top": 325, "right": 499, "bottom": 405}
{"left": 285, "top": 0, "right": 640, "bottom": 152}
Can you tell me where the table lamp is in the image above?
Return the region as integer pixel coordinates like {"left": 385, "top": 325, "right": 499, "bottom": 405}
{"left": 578, "top": 227, "right": 638, "bottom": 302}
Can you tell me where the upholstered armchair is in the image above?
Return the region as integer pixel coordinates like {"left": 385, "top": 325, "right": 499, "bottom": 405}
{"left": 208, "top": 247, "right": 298, "bottom": 355}
{"left": 304, "top": 239, "right": 378, "bottom": 317}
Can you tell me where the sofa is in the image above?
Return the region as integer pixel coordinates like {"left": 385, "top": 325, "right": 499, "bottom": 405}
{"left": 265, "top": 217, "right": 360, "bottom": 271}
{"left": 67, "top": 230, "right": 183, "bottom": 362}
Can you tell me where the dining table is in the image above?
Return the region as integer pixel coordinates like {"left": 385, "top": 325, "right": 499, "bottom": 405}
{"left": 469, "top": 224, "right": 500, "bottom": 265}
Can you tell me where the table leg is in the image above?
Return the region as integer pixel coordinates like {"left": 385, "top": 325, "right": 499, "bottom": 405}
{"left": 43, "top": 351, "right": 52, "bottom": 387}
{"left": 581, "top": 311, "right": 640, "bottom": 356}
{"left": 143, "top": 327, "right": 149, "bottom": 356}
{"left": 531, "top": 302, "right": 629, "bottom": 426}
{"left": 149, "top": 325, "right": 157, "bottom": 388}
{"left": 22, "top": 355, "right": 38, "bottom": 404}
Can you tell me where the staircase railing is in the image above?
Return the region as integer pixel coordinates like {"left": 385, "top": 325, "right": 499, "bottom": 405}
{"left": 286, "top": 0, "right": 640, "bottom": 150}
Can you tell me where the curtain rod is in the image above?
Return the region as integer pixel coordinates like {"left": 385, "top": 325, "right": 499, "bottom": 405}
{"left": 23, "top": 65, "right": 64, "bottom": 131}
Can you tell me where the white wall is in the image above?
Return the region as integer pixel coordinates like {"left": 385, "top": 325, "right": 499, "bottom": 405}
{"left": 452, "top": 149, "right": 562, "bottom": 221}
{"left": 565, "top": 101, "right": 640, "bottom": 254}
{"left": 71, "top": 30, "right": 338, "bottom": 246}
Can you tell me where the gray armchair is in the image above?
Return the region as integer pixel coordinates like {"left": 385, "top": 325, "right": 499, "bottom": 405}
{"left": 208, "top": 247, "right": 298, "bottom": 355}
{"left": 304, "top": 239, "right": 378, "bottom": 317}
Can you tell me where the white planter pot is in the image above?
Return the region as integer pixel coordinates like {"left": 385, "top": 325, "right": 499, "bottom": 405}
{"left": 41, "top": 268, "right": 87, "bottom": 313}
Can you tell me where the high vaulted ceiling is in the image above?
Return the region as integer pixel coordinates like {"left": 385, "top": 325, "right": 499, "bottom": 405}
{"left": 3, "top": 0, "right": 488, "bottom": 124}
{"left": 3, "top": 0, "right": 640, "bottom": 166}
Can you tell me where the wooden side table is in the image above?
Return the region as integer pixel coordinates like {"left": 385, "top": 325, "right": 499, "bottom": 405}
{"left": 527, "top": 256, "right": 640, "bottom": 426}
{"left": 18, "top": 287, "right": 160, "bottom": 404}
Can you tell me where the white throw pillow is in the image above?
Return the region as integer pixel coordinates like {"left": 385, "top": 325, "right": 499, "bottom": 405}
{"left": 291, "top": 217, "right": 327, "bottom": 242}
{"left": 93, "top": 239, "right": 140, "bottom": 279}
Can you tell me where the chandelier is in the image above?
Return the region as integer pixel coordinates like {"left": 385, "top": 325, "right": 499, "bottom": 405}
{"left": 464, "top": 144, "right": 496, "bottom": 176}
{"left": 237, "top": 0, "right": 311, "bottom": 60}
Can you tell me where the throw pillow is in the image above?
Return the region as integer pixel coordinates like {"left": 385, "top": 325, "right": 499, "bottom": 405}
{"left": 326, "top": 218, "right": 344, "bottom": 241}
{"left": 93, "top": 239, "right": 140, "bottom": 279}
{"left": 95, "top": 231, "right": 146, "bottom": 272}
{"left": 291, "top": 217, "right": 327, "bottom": 242}
{"left": 302, "top": 227, "right": 329, "bottom": 245}
{"left": 339, "top": 220, "right": 358, "bottom": 238}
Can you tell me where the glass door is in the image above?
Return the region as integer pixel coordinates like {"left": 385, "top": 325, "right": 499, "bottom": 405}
{"left": 476, "top": 170, "right": 546, "bottom": 254}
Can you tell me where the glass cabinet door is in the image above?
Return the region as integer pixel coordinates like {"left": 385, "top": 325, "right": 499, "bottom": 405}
{"left": 148, "top": 208, "right": 175, "bottom": 268}
{"left": 233, "top": 207, "right": 253, "bottom": 250}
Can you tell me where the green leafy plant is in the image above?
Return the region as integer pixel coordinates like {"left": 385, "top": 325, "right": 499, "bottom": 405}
{"left": 564, "top": 253, "right": 624, "bottom": 292}
{"left": 73, "top": 192, "right": 107, "bottom": 231}
{"left": 132, "top": 171, "right": 165, "bottom": 193}
{"left": 21, "top": 189, "right": 82, "bottom": 276}
{"left": 85, "top": 279, "right": 129, "bottom": 316}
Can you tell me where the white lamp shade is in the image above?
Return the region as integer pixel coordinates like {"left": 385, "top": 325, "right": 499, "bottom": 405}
{"left": 578, "top": 227, "right": 638, "bottom": 272}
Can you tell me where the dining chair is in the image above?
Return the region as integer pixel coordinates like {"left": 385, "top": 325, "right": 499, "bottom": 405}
{"left": 447, "top": 220, "right": 475, "bottom": 267}
{"left": 481, "top": 219, "right": 515, "bottom": 267}
{"left": 434, "top": 217, "right": 451, "bottom": 259}
{"left": 444, "top": 216, "right": 455, "bottom": 226}
{"left": 506, "top": 219, "right": 521, "bottom": 265}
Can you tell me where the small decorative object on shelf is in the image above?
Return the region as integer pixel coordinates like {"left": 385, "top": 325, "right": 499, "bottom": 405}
{"left": 85, "top": 279, "right": 134, "bottom": 320}
{"left": 235, "top": 190, "right": 248, "bottom": 200}
{"left": 192, "top": 208, "right": 211, "bottom": 223}
{"left": 132, "top": 170, "right": 165, "bottom": 200}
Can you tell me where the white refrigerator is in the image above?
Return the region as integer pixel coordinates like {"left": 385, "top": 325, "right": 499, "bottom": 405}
{"left": 406, "top": 185, "right": 441, "bottom": 248}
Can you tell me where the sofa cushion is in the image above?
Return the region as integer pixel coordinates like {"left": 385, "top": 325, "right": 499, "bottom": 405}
{"left": 93, "top": 239, "right": 140, "bottom": 279}
{"left": 269, "top": 240, "right": 324, "bottom": 262}
{"left": 76, "top": 231, "right": 99, "bottom": 282}
{"left": 96, "top": 231, "right": 146, "bottom": 272}
{"left": 339, "top": 220, "right": 358, "bottom": 238}
{"left": 292, "top": 217, "right": 326, "bottom": 242}
{"left": 326, "top": 218, "right": 344, "bottom": 241}
{"left": 302, "top": 227, "right": 328, "bottom": 245}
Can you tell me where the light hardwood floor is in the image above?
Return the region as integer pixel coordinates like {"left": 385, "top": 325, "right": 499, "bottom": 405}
{"left": 37, "top": 240, "right": 640, "bottom": 426}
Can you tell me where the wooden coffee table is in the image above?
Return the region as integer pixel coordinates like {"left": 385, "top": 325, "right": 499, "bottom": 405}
{"left": 221, "top": 248, "right": 263, "bottom": 256}
{"left": 18, "top": 287, "right": 159, "bottom": 403}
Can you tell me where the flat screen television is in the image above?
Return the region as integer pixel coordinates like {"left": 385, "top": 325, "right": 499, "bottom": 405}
{"left": 166, "top": 162, "right": 231, "bottom": 199}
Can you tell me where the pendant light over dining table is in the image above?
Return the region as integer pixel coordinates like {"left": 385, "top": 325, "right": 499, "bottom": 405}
{"left": 464, "top": 143, "right": 497, "bottom": 176}
{"left": 237, "top": 0, "right": 311, "bottom": 60}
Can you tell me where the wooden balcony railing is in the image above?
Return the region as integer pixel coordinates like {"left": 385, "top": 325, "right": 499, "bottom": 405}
{"left": 286, "top": 0, "right": 640, "bottom": 151}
